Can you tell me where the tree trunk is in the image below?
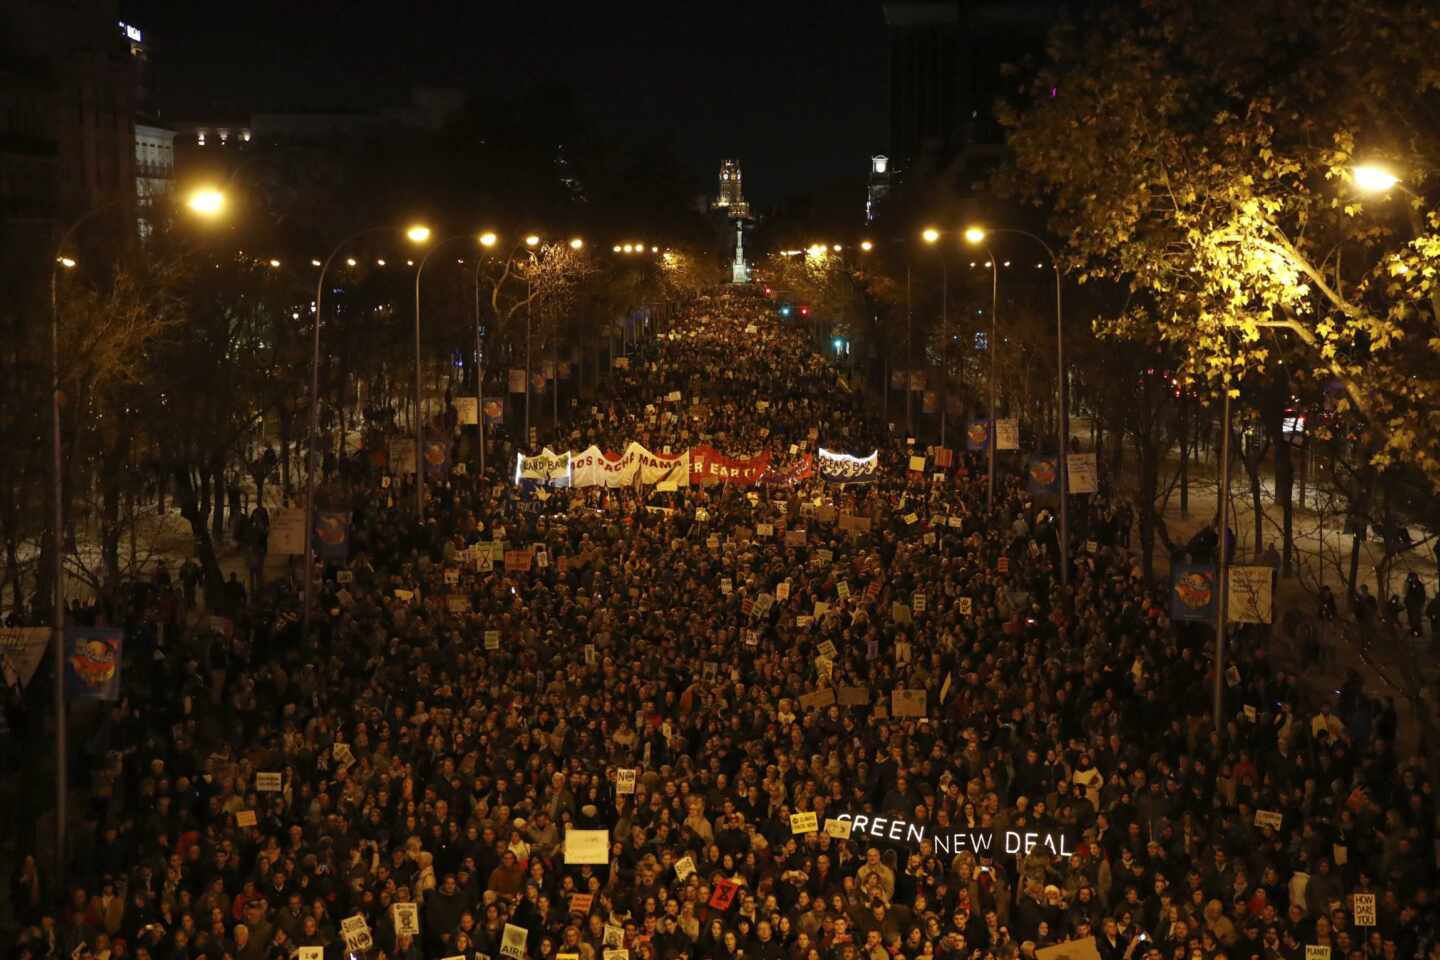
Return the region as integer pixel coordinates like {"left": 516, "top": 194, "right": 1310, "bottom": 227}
{"left": 211, "top": 463, "right": 225, "bottom": 545}
{"left": 173, "top": 466, "right": 225, "bottom": 609}
{"left": 279, "top": 407, "right": 292, "bottom": 500}
{"left": 1138, "top": 434, "right": 1160, "bottom": 583}
{"left": 1178, "top": 399, "right": 1190, "bottom": 519}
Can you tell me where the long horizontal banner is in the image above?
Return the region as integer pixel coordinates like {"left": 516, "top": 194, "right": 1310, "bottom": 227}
{"left": 516, "top": 443, "right": 827, "bottom": 489}
{"left": 818, "top": 448, "right": 879, "bottom": 484}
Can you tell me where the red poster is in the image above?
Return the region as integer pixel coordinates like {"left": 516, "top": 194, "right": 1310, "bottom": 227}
{"left": 709, "top": 878, "right": 739, "bottom": 910}
{"left": 689, "top": 445, "right": 772, "bottom": 486}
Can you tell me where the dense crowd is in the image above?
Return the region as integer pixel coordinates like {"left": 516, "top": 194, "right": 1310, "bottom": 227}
{"left": 9, "top": 291, "right": 1437, "bottom": 960}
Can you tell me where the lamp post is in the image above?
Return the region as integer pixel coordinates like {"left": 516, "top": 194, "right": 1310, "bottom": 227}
{"left": 49, "top": 185, "right": 225, "bottom": 892}
{"left": 473, "top": 232, "right": 498, "bottom": 477}
{"left": 966, "top": 225, "right": 1068, "bottom": 587}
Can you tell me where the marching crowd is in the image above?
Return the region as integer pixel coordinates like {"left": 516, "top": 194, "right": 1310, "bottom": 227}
{"left": 9, "top": 290, "right": 1437, "bottom": 960}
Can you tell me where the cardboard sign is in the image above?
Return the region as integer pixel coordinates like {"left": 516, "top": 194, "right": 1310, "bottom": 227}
{"left": 235, "top": 810, "right": 257, "bottom": 828}
{"left": 895, "top": 641, "right": 911, "bottom": 664}
{"left": 891, "top": 602, "right": 912, "bottom": 624}
{"left": 298, "top": 949, "right": 323, "bottom": 960}
{"left": 603, "top": 925, "right": 625, "bottom": 948}
{"left": 1254, "top": 810, "right": 1283, "bottom": 830}
{"left": 336, "top": 570, "right": 354, "bottom": 584}
{"left": 391, "top": 902, "right": 420, "bottom": 936}
{"left": 1352, "top": 893, "right": 1376, "bottom": 926}
{"left": 839, "top": 513, "right": 872, "bottom": 533}
{"left": 708, "top": 878, "right": 740, "bottom": 910}
{"left": 824, "top": 818, "right": 853, "bottom": 839}
{"left": 959, "top": 597, "right": 973, "bottom": 616}
{"left": 836, "top": 581, "right": 851, "bottom": 599}
{"left": 756, "top": 523, "right": 773, "bottom": 537}
{"left": 446, "top": 595, "right": 470, "bottom": 614}
{"left": 790, "top": 811, "right": 819, "bottom": 834}
{"left": 817, "top": 639, "right": 838, "bottom": 659}
{"left": 913, "top": 593, "right": 926, "bottom": 613}
{"left": 256, "top": 772, "right": 282, "bottom": 792}
{"left": 484, "top": 630, "right": 501, "bottom": 651}
{"left": 569, "top": 893, "right": 594, "bottom": 915}
{"left": 501, "top": 923, "right": 529, "bottom": 960}
{"left": 908, "top": 456, "right": 927, "bottom": 472}
{"left": 1305, "top": 948, "right": 1331, "bottom": 960}
{"left": 798, "top": 688, "right": 836, "bottom": 711}
{"left": 891, "top": 689, "right": 926, "bottom": 717}
{"left": 997, "top": 556, "right": 1010, "bottom": 573}
{"left": 505, "top": 550, "right": 533, "bottom": 573}
{"left": 838, "top": 686, "right": 870, "bottom": 706}
{"left": 903, "top": 512, "right": 918, "bottom": 525}
{"left": 777, "top": 581, "right": 791, "bottom": 600}
{"left": 675, "top": 856, "right": 697, "bottom": 882}
{"left": 341, "top": 915, "right": 373, "bottom": 953}
{"left": 1035, "top": 938, "right": 1102, "bottom": 960}
{"left": 565, "top": 828, "right": 610, "bottom": 864}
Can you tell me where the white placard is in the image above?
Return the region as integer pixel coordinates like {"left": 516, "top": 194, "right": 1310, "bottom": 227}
{"left": 616, "top": 769, "right": 637, "bottom": 795}
{"left": 391, "top": 902, "right": 420, "bottom": 936}
{"left": 501, "top": 923, "right": 529, "bottom": 960}
{"left": 1305, "top": 947, "right": 1330, "bottom": 960}
{"left": 1067, "top": 453, "right": 1097, "bottom": 494}
{"left": 255, "top": 772, "right": 282, "bottom": 792}
{"left": 455, "top": 396, "right": 479, "bottom": 425}
{"left": 1254, "top": 809, "right": 1283, "bottom": 830}
{"left": 675, "top": 856, "right": 696, "bottom": 882}
{"left": 1229, "top": 566, "right": 1274, "bottom": 623}
{"left": 564, "top": 828, "right": 610, "bottom": 864}
{"left": 1352, "top": 893, "right": 1375, "bottom": 926}
{"left": 995, "top": 418, "right": 1020, "bottom": 450}
{"left": 267, "top": 508, "right": 306, "bottom": 555}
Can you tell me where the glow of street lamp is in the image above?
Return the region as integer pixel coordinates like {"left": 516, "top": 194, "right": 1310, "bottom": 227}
{"left": 406, "top": 225, "right": 432, "bottom": 243}
{"left": 58, "top": 256, "right": 76, "bottom": 269}
{"left": 479, "top": 231, "right": 498, "bottom": 248}
{"left": 186, "top": 187, "right": 225, "bottom": 217}
{"left": 569, "top": 238, "right": 583, "bottom": 250}
{"left": 1353, "top": 165, "right": 1399, "bottom": 193}
{"left": 651, "top": 246, "right": 658, "bottom": 253}
{"left": 613, "top": 244, "right": 622, "bottom": 253}
{"left": 860, "top": 240, "right": 874, "bottom": 252}
{"left": 922, "top": 227, "right": 940, "bottom": 244}
{"left": 376, "top": 258, "right": 386, "bottom": 266}
{"left": 525, "top": 235, "right": 541, "bottom": 247}
{"left": 832, "top": 244, "right": 841, "bottom": 252}
{"left": 963, "top": 227, "right": 986, "bottom": 244}
{"left": 345, "top": 257, "right": 358, "bottom": 267}
{"left": 623, "top": 244, "right": 633, "bottom": 253}
{"left": 268, "top": 258, "right": 281, "bottom": 268}
{"left": 311, "top": 258, "right": 322, "bottom": 267}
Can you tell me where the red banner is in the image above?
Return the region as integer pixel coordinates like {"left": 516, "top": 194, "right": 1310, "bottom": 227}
{"left": 689, "top": 445, "right": 772, "bottom": 486}
{"left": 760, "top": 454, "right": 815, "bottom": 486}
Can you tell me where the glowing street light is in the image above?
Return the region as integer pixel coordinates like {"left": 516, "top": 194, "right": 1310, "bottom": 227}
{"left": 57, "top": 257, "right": 76, "bottom": 269}
{"left": 479, "top": 231, "right": 498, "bottom": 248}
{"left": 569, "top": 238, "right": 583, "bottom": 250}
{"left": 624, "top": 244, "right": 634, "bottom": 253}
{"left": 651, "top": 246, "right": 658, "bottom": 253}
{"left": 922, "top": 227, "right": 940, "bottom": 244}
{"left": 345, "top": 257, "right": 357, "bottom": 267}
{"left": 1353, "top": 165, "right": 1399, "bottom": 193}
{"left": 613, "top": 244, "right": 622, "bottom": 253}
{"left": 406, "top": 224, "right": 432, "bottom": 243}
{"left": 860, "top": 240, "right": 874, "bottom": 252}
{"left": 832, "top": 244, "right": 842, "bottom": 252}
{"left": 269, "top": 258, "right": 281, "bottom": 268}
{"left": 964, "top": 227, "right": 987, "bottom": 244}
{"left": 186, "top": 186, "right": 225, "bottom": 217}
{"left": 525, "top": 234, "right": 541, "bottom": 247}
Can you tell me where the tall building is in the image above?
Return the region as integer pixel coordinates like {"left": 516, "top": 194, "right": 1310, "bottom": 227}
{"left": 134, "top": 123, "right": 174, "bottom": 238}
{"left": 882, "top": 1, "right": 1053, "bottom": 191}
{"left": 711, "top": 159, "right": 750, "bottom": 219}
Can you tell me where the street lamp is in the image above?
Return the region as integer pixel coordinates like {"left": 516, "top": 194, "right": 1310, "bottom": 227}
{"left": 50, "top": 184, "right": 225, "bottom": 893}
{"left": 569, "top": 237, "right": 583, "bottom": 250}
{"left": 1353, "top": 164, "right": 1399, "bottom": 193}
{"left": 966, "top": 224, "right": 1069, "bottom": 588}
{"left": 860, "top": 240, "right": 874, "bottom": 252}
{"left": 479, "top": 231, "right": 497, "bottom": 248}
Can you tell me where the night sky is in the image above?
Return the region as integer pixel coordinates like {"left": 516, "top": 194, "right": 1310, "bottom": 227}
{"left": 119, "top": 0, "right": 890, "bottom": 208}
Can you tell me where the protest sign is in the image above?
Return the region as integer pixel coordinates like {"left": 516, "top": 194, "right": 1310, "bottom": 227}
{"left": 267, "top": 508, "right": 306, "bottom": 555}
{"left": 891, "top": 602, "right": 912, "bottom": 624}
{"left": 790, "top": 811, "right": 819, "bottom": 834}
{"left": 895, "top": 641, "right": 912, "bottom": 664}
{"left": 838, "top": 686, "right": 870, "bottom": 706}
{"left": 1067, "top": 453, "right": 1098, "bottom": 494}
{"left": 756, "top": 523, "right": 773, "bottom": 537}
{"left": 1229, "top": 566, "right": 1274, "bottom": 623}
{"left": 484, "top": 630, "right": 501, "bottom": 651}
{"left": 504, "top": 550, "right": 533, "bottom": 574}
{"left": 569, "top": 893, "right": 594, "bottom": 915}
{"left": 617, "top": 769, "right": 637, "bottom": 794}
{"left": 798, "top": 688, "right": 836, "bottom": 711}
{"left": 298, "top": 949, "right": 323, "bottom": 960}
{"left": 675, "top": 856, "right": 696, "bottom": 882}
{"left": 817, "top": 639, "right": 838, "bottom": 659}
{"left": 0, "top": 627, "right": 49, "bottom": 691}
{"left": 256, "top": 772, "right": 282, "bottom": 792}
{"left": 341, "top": 915, "right": 373, "bottom": 953}
{"left": 892, "top": 689, "right": 926, "bottom": 717}
{"left": 1352, "top": 893, "right": 1376, "bottom": 926}
{"left": 1305, "top": 948, "right": 1330, "bottom": 960}
{"left": 455, "top": 396, "right": 478, "bottom": 425}
{"left": 66, "top": 627, "right": 121, "bottom": 699}
{"left": 913, "top": 593, "right": 926, "bottom": 613}
{"left": 776, "top": 581, "right": 791, "bottom": 600}
{"left": 564, "top": 828, "right": 610, "bottom": 864}
{"left": 1254, "top": 810, "right": 1283, "bottom": 830}
{"left": 446, "top": 595, "right": 470, "bottom": 614}
{"left": 501, "top": 923, "right": 528, "bottom": 960}
{"left": 959, "top": 597, "right": 973, "bottom": 616}
{"left": 709, "top": 878, "right": 740, "bottom": 910}
{"left": 603, "top": 925, "right": 625, "bottom": 948}
{"left": 235, "top": 810, "right": 257, "bottom": 828}
{"left": 908, "top": 455, "right": 927, "bottom": 472}
{"left": 391, "top": 902, "right": 420, "bottom": 936}
{"left": 824, "top": 818, "right": 853, "bottom": 839}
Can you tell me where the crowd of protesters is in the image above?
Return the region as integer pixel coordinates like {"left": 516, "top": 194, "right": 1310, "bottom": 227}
{"left": 8, "top": 289, "right": 1437, "bottom": 960}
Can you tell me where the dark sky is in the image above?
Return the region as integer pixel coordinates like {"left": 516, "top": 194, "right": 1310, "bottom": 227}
{"left": 120, "top": 0, "right": 890, "bottom": 207}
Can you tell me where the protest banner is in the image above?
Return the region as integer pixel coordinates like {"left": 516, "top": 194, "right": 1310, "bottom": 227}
{"left": 1229, "top": 566, "right": 1274, "bottom": 623}
{"left": 616, "top": 769, "right": 637, "bottom": 794}
{"left": 0, "top": 627, "right": 49, "bottom": 691}
{"left": 267, "top": 508, "right": 306, "bottom": 555}
{"left": 965, "top": 420, "right": 990, "bottom": 452}
{"left": 798, "top": 688, "right": 835, "bottom": 711}
{"left": 256, "top": 772, "right": 282, "bottom": 792}
{"left": 66, "top": 627, "right": 122, "bottom": 700}
{"left": 516, "top": 448, "right": 572, "bottom": 484}
{"left": 818, "top": 448, "right": 879, "bottom": 484}
{"left": 824, "top": 818, "right": 853, "bottom": 839}
{"left": 995, "top": 418, "right": 1020, "bottom": 450}
{"left": 709, "top": 878, "right": 740, "bottom": 910}
{"left": 1171, "top": 562, "right": 1217, "bottom": 622}
{"left": 1352, "top": 893, "right": 1375, "bottom": 926}
{"left": 1067, "top": 453, "right": 1098, "bottom": 494}
{"left": 455, "top": 396, "right": 478, "bottom": 425}
{"left": 1026, "top": 457, "right": 1060, "bottom": 495}
{"left": 674, "top": 856, "right": 696, "bottom": 881}
{"left": 569, "top": 893, "right": 594, "bottom": 915}
{"left": 564, "top": 828, "right": 610, "bottom": 864}
{"left": 391, "top": 902, "right": 420, "bottom": 936}
{"left": 505, "top": 550, "right": 533, "bottom": 573}
{"left": 790, "top": 811, "right": 818, "bottom": 834}
{"left": 891, "top": 689, "right": 926, "bottom": 717}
